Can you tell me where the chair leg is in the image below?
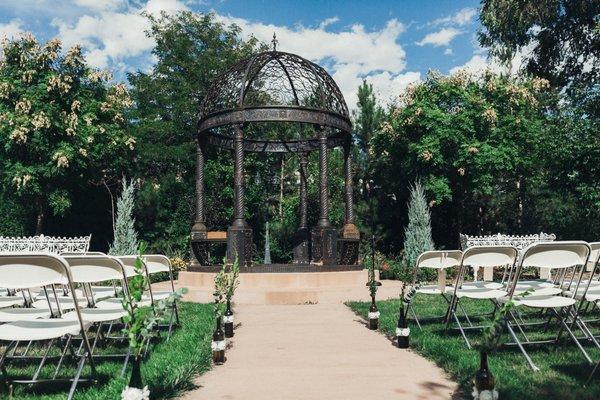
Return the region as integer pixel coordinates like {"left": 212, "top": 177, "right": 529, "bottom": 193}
{"left": 553, "top": 308, "right": 593, "bottom": 365}
{"left": 505, "top": 321, "right": 539, "bottom": 371}
{"left": 67, "top": 354, "right": 87, "bottom": 400}
{"left": 53, "top": 336, "right": 72, "bottom": 379}
{"left": 452, "top": 310, "right": 471, "bottom": 349}
{"left": 457, "top": 300, "right": 473, "bottom": 327}
{"left": 120, "top": 346, "right": 132, "bottom": 378}
{"left": 32, "top": 338, "right": 55, "bottom": 381}
{"left": 408, "top": 303, "right": 422, "bottom": 330}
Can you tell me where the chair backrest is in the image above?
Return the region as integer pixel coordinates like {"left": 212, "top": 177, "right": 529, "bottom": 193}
{"left": 462, "top": 246, "right": 518, "bottom": 268}
{"left": 509, "top": 241, "right": 591, "bottom": 298}
{"left": 0, "top": 252, "right": 68, "bottom": 289}
{"left": 521, "top": 242, "right": 590, "bottom": 270}
{"left": 62, "top": 254, "right": 127, "bottom": 283}
{"left": 416, "top": 251, "right": 462, "bottom": 269}
{"left": 458, "top": 246, "right": 518, "bottom": 288}
{"left": 143, "top": 255, "right": 171, "bottom": 274}
{"left": 588, "top": 242, "right": 600, "bottom": 270}
{"left": 115, "top": 256, "right": 139, "bottom": 278}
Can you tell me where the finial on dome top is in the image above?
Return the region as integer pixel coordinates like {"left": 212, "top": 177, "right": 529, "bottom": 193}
{"left": 271, "top": 32, "right": 278, "bottom": 51}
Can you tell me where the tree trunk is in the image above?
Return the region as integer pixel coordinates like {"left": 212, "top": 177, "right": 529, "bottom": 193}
{"left": 35, "top": 198, "right": 46, "bottom": 235}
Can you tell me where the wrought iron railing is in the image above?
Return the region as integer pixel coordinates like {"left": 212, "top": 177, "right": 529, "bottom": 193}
{"left": 0, "top": 234, "right": 92, "bottom": 254}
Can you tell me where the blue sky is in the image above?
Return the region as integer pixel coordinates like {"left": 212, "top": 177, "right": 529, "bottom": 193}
{"left": 0, "top": 0, "right": 492, "bottom": 108}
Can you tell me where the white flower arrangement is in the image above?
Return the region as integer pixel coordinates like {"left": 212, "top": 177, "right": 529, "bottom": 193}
{"left": 396, "top": 327, "right": 410, "bottom": 337}
{"left": 121, "top": 386, "right": 150, "bottom": 400}
{"left": 211, "top": 340, "right": 226, "bottom": 351}
{"left": 368, "top": 311, "right": 380, "bottom": 319}
{"left": 472, "top": 387, "right": 498, "bottom": 400}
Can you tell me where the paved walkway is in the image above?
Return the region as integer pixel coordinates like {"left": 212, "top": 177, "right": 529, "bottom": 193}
{"left": 180, "top": 302, "right": 458, "bottom": 400}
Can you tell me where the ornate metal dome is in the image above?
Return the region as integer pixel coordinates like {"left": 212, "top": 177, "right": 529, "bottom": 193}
{"left": 198, "top": 49, "right": 352, "bottom": 147}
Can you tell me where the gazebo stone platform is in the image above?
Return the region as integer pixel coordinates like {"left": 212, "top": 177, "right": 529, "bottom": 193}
{"left": 177, "top": 268, "right": 378, "bottom": 305}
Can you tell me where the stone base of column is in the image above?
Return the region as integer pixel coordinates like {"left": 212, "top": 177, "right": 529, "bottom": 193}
{"left": 190, "top": 223, "right": 208, "bottom": 266}
{"left": 311, "top": 226, "right": 338, "bottom": 265}
{"left": 227, "top": 225, "right": 253, "bottom": 267}
{"left": 293, "top": 227, "right": 310, "bottom": 264}
{"left": 339, "top": 222, "right": 360, "bottom": 265}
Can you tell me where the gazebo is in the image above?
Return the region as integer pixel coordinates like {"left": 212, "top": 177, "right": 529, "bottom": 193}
{"left": 190, "top": 40, "right": 359, "bottom": 270}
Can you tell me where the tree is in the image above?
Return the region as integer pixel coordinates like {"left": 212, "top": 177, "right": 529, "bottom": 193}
{"left": 370, "top": 71, "right": 554, "bottom": 249}
{"left": 403, "top": 180, "right": 434, "bottom": 270}
{"left": 479, "top": 0, "right": 600, "bottom": 94}
{"left": 0, "top": 34, "right": 134, "bottom": 234}
{"left": 109, "top": 179, "right": 139, "bottom": 256}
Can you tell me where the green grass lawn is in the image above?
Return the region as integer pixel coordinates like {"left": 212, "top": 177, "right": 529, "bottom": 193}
{"left": 3, "top": 302, "right": 214, "bottom": 399}
{"left": 348, "top": 294, "right": 600, "bottom": 400}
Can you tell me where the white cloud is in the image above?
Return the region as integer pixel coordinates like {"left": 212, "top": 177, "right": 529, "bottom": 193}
{"left": 416, "top": 27, "right": 462, "bottom": 47}
{"left": 450, "top": 41, "right": 535, "bottom": 76}
{"left": 431, "top": 7, "right": 476, "bottom": 27}
{"left": 216, "top": 15, "right": 412, "bottom": 108}
{"left": 444, "top": 48, "right": 453, "bottom": 55}
{"left": 53, "top": 0, "right": 189, "bottom": 68}
{"left": 0, "top": 19, "right": 24, "bottom": 39}
{"left": 319, "top": 16, "right": 339, "bottom": 29}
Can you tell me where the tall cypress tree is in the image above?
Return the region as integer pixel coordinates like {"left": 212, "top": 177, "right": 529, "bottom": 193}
{"left": 403, "top": 180, "right": 434, "bottom": 270}
{"left": 109, "top": 179, "right": 139, "bottom": 256}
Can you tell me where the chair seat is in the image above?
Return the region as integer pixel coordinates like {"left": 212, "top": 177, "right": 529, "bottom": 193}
{"left": 462, "top": 281, "right": 504, "bottom": 290}
{"left": 0, "top": 308, "right": 51, "bottom": 323}
{"left": 456, "top": 288, "right": 508, "bottom": 299}
{"left": 0, "top": 319, "right": 85, "bottom": 341}
{"left": 95, "top": 298, "right": 127, "bottom": 310}
{"left": 515, "top": 295, "right": 576, "bottom": 308}
{"left": 417, "top": 285, "right": 453, "bottom": 295}
{"left": 32, "top": 296, "right": 88, "bottom": 311}
{"left": 0, "top": 296, "right": 25, "bottom": 309}
{"left": 91, "top": 286, "right": 120, "bottom": 301}
{"left": 514, "top": 287, "right": 563, "bottom": 296}
{"left": 63, "top": 308, "right": 127, "bottom": 323}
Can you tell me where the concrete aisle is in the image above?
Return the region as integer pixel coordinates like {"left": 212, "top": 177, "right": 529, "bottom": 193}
{"left": 179, "top": 302, "right": 458, "bottom": 400}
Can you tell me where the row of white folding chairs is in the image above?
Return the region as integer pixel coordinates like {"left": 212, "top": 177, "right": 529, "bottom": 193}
{"left": 410, "top": 241, "right": 600, "bottom": 372}
{"left": 0, "top": 252, "right": 178, "bottom": 399}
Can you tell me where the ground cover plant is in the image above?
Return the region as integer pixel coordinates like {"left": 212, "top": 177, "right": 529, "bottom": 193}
{"left": 348, "top": 294, "right": 600, "bottom": 400}
{"left": 1, "top": 302, "right": 213, "bottom": 399}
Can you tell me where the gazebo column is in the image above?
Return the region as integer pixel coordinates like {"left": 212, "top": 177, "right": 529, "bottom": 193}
{"left": 227, "top": 124, "right": 253, "bottom": 267}
{"left": 190, "top": 139, "right": 208, "bottom": 267}
{"left": 293, "top": 151, "right": 310, "bottom": 264}
{"left": 339, "top": 140, "right": 360, "bottom": 265}
{"left": 311, "top": 126, "right": 338, "bottom": 265}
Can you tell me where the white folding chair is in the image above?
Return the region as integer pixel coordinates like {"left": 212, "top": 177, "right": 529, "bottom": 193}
{"left": 409, "top": 250, "right": 463, "bottom": 328}
{"left": 445, "top": 246, "right": 518, "bottom": 348}
{"left": 0, "top": 253, "right": 97, "bottom": 399}
{"left": 502, "top": 241, "right": 594, "bottom": 371}
{"left": 62, "top": 254, "right": 134, "bottom": 374}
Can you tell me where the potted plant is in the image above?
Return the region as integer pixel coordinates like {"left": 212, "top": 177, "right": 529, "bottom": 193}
{"left": 396, "top": 283, "right": 420, "bottom": 348}
{"left": 121, "top": 243, "right": 187, "bottom": 400}
{"left": 216, "top": 256, "right": 240, "bottom": 338}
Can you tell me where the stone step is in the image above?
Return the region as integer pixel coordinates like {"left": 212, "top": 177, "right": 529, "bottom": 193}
{"left": 178, "top": 269, "right": 377, "bottom": 290}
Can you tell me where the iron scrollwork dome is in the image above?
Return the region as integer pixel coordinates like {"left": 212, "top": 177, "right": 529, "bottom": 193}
{"left": 198, "top": 50, "right": 352, "bottom": 153}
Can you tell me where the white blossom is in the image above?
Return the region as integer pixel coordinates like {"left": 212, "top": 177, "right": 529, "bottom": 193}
{"left": 121, "top": 386, "right": 150, "bottom": 400}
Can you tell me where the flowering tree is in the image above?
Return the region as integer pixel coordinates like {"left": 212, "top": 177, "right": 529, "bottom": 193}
{"left": 370, "top": 70, "right": 553, "bottom": 246}
{"left": 0, "top": 34, "right": 135, "bottom": 233}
